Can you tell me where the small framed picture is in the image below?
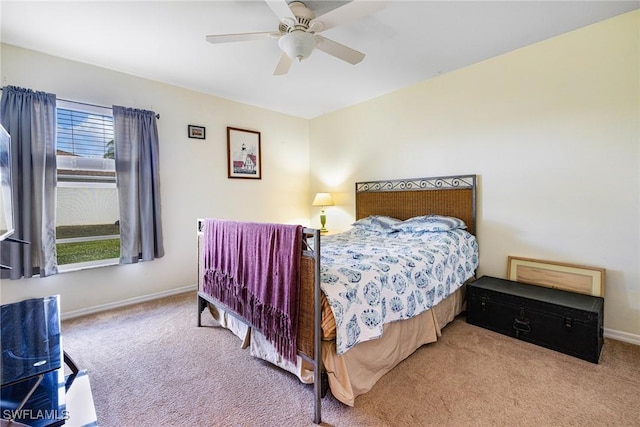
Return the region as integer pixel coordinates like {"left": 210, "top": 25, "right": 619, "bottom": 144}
{"left": 227, "top": 127, "right": 261, "bottom": 180}
{"left": 188, "top": 125, "right": 206, "bottom": 139}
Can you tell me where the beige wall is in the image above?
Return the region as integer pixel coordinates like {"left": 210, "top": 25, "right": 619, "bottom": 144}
{"left": 0, "top": 44, "right": 311, "bottom": 316}
{"left": 309, "top": 11, "right": 639, "bottom": 339}
{"left": 1, "top": 10, "right": 638, "bottom": 341}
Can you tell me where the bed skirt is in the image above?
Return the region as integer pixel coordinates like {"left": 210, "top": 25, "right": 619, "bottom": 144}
{"left": 213, "top": 285, "right": 466, "bottom": 407}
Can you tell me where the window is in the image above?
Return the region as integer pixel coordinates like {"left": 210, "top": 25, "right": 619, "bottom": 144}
{"left": 55, "top": 102, "right": 120, "bottom": 268}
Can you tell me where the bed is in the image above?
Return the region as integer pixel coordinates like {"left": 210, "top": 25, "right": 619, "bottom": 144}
{"left": 197, "top": 174, "right": 478, "bottom": 424}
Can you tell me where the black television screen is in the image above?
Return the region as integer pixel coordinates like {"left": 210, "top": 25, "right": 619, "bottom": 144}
{"left": 0, "top": 124, "right": 14, "bottom": 242}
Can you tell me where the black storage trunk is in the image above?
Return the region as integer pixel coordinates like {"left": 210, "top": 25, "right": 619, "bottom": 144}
{"left": 467, "top": 276, "right": 604, "bottom": 363}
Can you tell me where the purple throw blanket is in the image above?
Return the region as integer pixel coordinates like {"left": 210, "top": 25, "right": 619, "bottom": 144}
{"left": 202, "top": 219, "right": 302, "bottom": 363}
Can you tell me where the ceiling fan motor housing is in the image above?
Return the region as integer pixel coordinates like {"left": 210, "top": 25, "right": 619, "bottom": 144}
{"left": 277, "top": 1, "right": 319, "bottom": 61}
{"left": 280, "top": 1, "right": 319, "bottom": 33}
{"left": 288, "top": 1, "right": 315, "bottom": 26}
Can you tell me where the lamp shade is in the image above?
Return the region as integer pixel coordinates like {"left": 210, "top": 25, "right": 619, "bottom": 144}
{"left": 312, "top": 193, "right": 334, "bottom": 207}
{"left": 278, "top": 30, "right": 317, "bottom": 62}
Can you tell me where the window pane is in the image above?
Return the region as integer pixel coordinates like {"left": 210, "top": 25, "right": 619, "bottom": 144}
{"left": 55, "top": 106, "right": 119, "bottom": 267}
{"left": 56, "top": 109, "right": 114, "bottom": 158}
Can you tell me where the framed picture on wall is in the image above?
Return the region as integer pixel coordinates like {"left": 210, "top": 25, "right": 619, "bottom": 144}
{"left": 227, "top": 127, "right": 261, "bottom": 180}
{"left": 188, "top": 125, "right": 206, "bottom": 139}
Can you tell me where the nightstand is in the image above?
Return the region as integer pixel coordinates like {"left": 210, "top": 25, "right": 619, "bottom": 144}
{"left": 320, "top": 230, "right": 344, "bottom": 236}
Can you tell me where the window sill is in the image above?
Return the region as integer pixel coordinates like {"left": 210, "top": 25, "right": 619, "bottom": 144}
{"left": 57, "top": 258, "right": 119, "bottom": 273}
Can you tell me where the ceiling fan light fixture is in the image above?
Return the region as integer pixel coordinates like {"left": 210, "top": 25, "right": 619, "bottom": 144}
{"left": 278, "top": 30, "right": 317, "bottom": 62}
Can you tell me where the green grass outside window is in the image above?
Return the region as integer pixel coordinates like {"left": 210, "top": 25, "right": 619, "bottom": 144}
{"left": 56, "top": 224, "right": 120, "bottom": 265}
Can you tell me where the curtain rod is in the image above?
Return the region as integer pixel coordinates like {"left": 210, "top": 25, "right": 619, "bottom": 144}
{"left": 0, "top": 87, "right": 160, "bottom": 119}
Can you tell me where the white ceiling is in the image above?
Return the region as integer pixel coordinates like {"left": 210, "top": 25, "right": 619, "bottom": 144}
{"left": 2, "top": 1, "right": 638, "bottom": 119}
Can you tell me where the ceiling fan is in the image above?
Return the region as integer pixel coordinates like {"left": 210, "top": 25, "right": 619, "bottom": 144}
{"left": 205, "top": 0, "right": 386, "bottom": 75}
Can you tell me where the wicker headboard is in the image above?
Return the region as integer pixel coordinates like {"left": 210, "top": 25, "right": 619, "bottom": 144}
{"left": 355, "top": 174, "right": 477, "bottom": 235}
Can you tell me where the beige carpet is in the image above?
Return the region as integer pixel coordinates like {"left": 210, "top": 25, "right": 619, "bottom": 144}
{"left": 61, "top": 291, "right": 640, "bottom": 427}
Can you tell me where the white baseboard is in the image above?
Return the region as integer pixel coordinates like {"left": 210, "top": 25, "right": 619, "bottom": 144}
{"left": 61, "top": 284, "right": 197, "bottom": 320}
{"left": 604, "top": 328, "right": 640, "bottom": 346}
{"left": 60, "top": 287, "right": 640, "bottom": 347}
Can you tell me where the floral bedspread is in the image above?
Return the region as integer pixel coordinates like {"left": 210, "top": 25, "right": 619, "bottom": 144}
{"left": 320, "top": 228, "right": 479, "bottom": 355}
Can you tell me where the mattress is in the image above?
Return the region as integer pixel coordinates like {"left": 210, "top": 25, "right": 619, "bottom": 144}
{"left": 318, "top": 226, "right": 477, "bottom": 354}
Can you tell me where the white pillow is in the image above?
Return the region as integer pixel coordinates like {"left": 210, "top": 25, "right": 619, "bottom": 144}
{"left": 352, "top": 215, "right": 402, "bottom": 233}
{"left": 392, "top": 215, "right": 467, "bottom": 233}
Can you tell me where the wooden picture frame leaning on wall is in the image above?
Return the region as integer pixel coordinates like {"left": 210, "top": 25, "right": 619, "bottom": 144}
{"left": 507, "top": 256, "right": 605, "bottom": 297}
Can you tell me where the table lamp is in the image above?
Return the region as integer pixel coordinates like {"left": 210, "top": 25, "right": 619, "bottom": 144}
{"left": 312, "top": 192, "right": 334, "bottom": 232}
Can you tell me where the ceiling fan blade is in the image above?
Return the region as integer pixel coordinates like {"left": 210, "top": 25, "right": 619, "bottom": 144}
{"left": 316, "top": 36, "right": 365, "bottom": 65}
{"left": 264, "top": 0, "right": 295, "bottom": 20}
{"left": 314, "top": 0, "right": 386, "bottom": 32}
{"left": 206, "top": 32, "right": 276, "bottom": 44}
{"left": 273, "top": 52, "right": 293, "bottom": 75}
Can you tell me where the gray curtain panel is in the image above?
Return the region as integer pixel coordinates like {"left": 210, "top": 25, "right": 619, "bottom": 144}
{"left": 0, "top": 86, "right": 58, "bottom": 278}
{"left": 112, "top": 105, "right": 164, "bottom": 264}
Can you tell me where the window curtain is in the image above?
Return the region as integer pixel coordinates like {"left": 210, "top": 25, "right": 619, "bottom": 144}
{"left": 0, "top": 86, "right": 58, "bottom": 278}
{"left": 112, "top": 105, "right": 164, "bottom": 264}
